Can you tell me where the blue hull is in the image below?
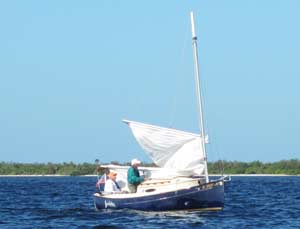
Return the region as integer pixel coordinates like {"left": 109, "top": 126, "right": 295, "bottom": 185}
{"left": 94, "top": 180, "right": 224, "bottom": 211}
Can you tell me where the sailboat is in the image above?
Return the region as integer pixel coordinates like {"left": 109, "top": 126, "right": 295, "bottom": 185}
{"left": 94, "top": 12, "right": 226, "bottom": 211}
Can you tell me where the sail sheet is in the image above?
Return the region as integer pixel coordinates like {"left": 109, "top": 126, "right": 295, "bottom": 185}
{"left": 124, "top": 120, "right": 206, "bottom": 175}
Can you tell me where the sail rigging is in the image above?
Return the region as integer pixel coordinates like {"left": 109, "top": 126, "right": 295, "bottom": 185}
{"left": 121, "top": 13, "right": 210, "bottom": 180}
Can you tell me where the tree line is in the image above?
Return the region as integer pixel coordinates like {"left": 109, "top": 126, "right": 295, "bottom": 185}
{"left": 0, "top": 159, "right": 299, "bottom": 176}
{"left": 207, "top": 159, "right": 300, "bottom": 175}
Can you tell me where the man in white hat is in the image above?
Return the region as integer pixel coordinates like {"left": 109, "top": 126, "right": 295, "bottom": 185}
{"left": 127, "top": 158, "right": 144, "bottom": 193}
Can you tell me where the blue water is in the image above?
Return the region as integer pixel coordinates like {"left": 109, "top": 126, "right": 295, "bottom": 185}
{"left": 0, "top": 176, "right": 299, "bottom": 228}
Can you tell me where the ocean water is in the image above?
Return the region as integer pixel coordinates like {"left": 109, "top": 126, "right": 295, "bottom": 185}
{"left": 0, "top": 176, "right": 299, "bottom": 228}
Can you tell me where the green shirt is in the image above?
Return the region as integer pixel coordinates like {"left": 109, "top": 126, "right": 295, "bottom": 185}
{"left": 127, "top": 166, "right": 144, "bottom": 185}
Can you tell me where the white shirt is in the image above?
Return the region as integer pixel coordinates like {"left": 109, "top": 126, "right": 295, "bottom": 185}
{"left": 104, "top": 179, "right": 121, "bottom": 193}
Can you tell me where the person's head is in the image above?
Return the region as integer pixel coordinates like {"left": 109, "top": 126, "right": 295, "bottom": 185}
{"left": 108, "top": 170, "right": 117, "bottom": 180}
{"left": 96, "top": 166, "right": 102, "bottom": 173}
{"left": 131, "top": 158, "right": 141, "bottom": 168}
{"left": 105, "top": 168, "right": 110, "bottom": 175}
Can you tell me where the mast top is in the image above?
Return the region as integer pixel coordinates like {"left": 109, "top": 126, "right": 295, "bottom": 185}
{"left": 190, "top": 11, "right": 197, "bottom": 39}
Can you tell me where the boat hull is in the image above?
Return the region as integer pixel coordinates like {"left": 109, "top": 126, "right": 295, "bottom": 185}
{"left": 94, "top": 180, "right": 224, "bottom": 211}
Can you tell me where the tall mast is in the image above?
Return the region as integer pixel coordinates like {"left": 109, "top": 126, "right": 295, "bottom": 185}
{"left": 190, "top": 11, "right": 209, "bottom": 183}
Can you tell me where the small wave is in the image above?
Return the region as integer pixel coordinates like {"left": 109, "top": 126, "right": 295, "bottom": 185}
{"left": 92, "top": 225, "right": 119, "bottom": 229}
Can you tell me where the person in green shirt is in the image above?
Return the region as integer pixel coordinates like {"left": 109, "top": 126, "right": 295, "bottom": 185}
{"left": 127, "top": 158, "right": 145, "bottom": 193}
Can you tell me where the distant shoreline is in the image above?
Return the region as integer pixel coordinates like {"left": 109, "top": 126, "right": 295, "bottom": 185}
{"left": 218, "top": 174, "right": 299, "bottom": 177}
{"left": 0, "top": 174, "right": 298, "bottom": 177}
{"left": 1, "top": 160, "right": 298, "bottom": 176}
{"left": 0, "top": 174, "right": 98, "bottom": 177}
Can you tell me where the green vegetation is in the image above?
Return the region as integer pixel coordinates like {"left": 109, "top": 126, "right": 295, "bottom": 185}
{"left": 0, "top": 159, "right": 299, "bottom": 176}
{"left": 208, "top": 159, "right": 300, "bottom": 175}
{"left": 0, "top": 162, "right": 96, "bottom": 176}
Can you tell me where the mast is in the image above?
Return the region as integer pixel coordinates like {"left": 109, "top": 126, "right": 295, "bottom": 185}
{"left": 190, "top": 12, "right": 209, "bottom": 183}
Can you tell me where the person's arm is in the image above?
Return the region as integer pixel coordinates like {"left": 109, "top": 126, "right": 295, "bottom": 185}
{"left": 114, "top": 180, "right": 121, "bottom": 191}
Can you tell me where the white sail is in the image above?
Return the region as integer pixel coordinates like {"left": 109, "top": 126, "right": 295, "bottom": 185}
{"left": 123, "top": 120, "right": 207, "bottom": 175}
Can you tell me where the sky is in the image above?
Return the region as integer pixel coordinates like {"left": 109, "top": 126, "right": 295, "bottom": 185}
{"left": 0, "top": 1, "right": 300, "bottom": 164}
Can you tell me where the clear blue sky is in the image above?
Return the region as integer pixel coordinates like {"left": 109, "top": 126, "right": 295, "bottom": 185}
{"left": 1, "top": 1, "right": 299, "bottom": 163}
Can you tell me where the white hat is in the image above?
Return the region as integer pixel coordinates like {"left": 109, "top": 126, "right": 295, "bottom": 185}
{"left": 131, "top": 158, "right": 141, "bottom": 166}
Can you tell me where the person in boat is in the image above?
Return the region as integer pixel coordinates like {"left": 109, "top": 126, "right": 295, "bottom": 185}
{"left": 104, "top": 170, "right": 122, "bottom": 194}
{"left": 127, "top": 158, "right": 145, "bottom": 193}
